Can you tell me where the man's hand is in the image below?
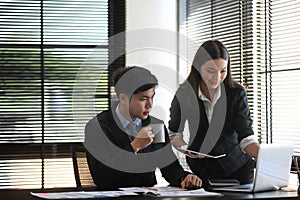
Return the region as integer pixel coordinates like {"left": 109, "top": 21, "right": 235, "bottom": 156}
{"left": 130, "top": 126, "right": 154, "bottom": 153}
{"left": 181, "top": 174, "right": 202, "bottom": 189}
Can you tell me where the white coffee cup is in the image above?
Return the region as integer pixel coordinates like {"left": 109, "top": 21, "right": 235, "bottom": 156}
{"left": 150, "top": 123, "right": 165, "bottom": 143}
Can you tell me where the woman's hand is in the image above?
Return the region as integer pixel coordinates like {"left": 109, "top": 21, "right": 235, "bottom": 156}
{"left": 244, "top": 142, "right": 259, "bottom": 158}
{"left": 171, "top": 137, "right": 187, "bottom": 147}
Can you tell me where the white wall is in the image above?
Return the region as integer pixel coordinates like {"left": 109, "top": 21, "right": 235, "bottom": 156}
{"left": 126, "top": 0, "right": 181, "bottom": 123}
{"left": 126, "top": 0, "right": 192, "bottom": 186}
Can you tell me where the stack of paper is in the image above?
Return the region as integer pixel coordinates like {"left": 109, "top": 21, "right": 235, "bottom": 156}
{"left": 31, "top": 191, "right": 138, "bottom": 199}
{"left": 31, "top": 186, "right": 222, "bottom": 199}
{"left": 120, "top": 186, "right": 222, "bottom": 197}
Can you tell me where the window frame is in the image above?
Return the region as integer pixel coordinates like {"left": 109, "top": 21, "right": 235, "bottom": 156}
{"left": 0, "top": 0, "right": 126, "bottom": 189}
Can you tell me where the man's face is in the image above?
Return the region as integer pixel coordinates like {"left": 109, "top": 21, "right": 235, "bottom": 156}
{"left": 128, "top": 87, "right": 155, "bottom": 120}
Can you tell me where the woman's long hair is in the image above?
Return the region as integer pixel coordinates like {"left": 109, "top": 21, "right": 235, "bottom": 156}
{"left": 187, "top": 40, "right": 236, "bottom": 96}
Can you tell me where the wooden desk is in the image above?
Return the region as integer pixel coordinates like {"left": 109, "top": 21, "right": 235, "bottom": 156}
{"left": 0, "top": 188, "right": 299, "bottom": 200}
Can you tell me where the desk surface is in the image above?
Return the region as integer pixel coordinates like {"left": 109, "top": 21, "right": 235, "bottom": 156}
{"left": 1, "top": 188, "right": 299, "bottom": 200}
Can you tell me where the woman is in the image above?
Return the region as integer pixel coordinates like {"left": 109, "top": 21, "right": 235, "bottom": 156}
{"left": 168, "top": 40, "right": 259, "bottom": 186}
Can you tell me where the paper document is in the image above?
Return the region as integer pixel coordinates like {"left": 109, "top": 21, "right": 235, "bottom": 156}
{"left": 120, "top": 186, "right": 222, "bottom": 197}
{"left": 30, "top": 191, "right": 138, "bottom": 199}
{"left": 175, "top": 146, "right": 226, "bottom": 159}
{"left": 146, "top": 188, "right": 222, "bottom": 197}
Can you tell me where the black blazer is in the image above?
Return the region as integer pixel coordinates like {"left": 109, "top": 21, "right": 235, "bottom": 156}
{"left": 168, "top": 81, "right": 253, "bottom": 179}
{"left": 84, "top": 105, "right": 189, "bottom": 190}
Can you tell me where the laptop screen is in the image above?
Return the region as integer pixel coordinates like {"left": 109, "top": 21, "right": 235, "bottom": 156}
{"left": 253, "top": 143, "right": 294, "bottom": 192}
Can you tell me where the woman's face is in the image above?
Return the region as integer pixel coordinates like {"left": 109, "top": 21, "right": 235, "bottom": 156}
{"left": 199, "top": 58, "right": 228, "bottom": 90}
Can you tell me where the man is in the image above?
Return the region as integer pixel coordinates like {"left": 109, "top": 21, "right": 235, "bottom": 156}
{"left": 84, "top": 66, "right": 202, "bottom": 190}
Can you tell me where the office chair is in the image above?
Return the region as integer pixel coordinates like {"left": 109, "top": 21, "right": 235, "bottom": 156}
{"left": 71, "top": 145, "right": 96, "bottom": 189}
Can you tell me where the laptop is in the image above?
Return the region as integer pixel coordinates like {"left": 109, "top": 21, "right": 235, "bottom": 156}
{"left": 211, "top": 143, "right": 294, "bottom": 193}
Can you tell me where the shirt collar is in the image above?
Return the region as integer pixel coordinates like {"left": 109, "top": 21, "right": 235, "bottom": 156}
{"left": 198, "top": 85, "right": 221, "bottom": 104}
{"left": 115, "top": 104, "right": 142, "bottom": 128}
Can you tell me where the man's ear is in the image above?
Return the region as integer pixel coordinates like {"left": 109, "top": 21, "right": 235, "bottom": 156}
{"left": 119, "top": 93, "right": 129, "bottom": 105}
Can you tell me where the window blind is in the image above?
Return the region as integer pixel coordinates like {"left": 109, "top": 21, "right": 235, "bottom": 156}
{"left": 0, "top": 0, "right": 122, "bottom": 189}
{"left": 266, "top": 0, "right": 300, "bottom": 153}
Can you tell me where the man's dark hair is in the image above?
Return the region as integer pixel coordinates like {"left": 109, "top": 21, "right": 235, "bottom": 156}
{"left": 113, "top": 66, "right": 158, "bottom": 97}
